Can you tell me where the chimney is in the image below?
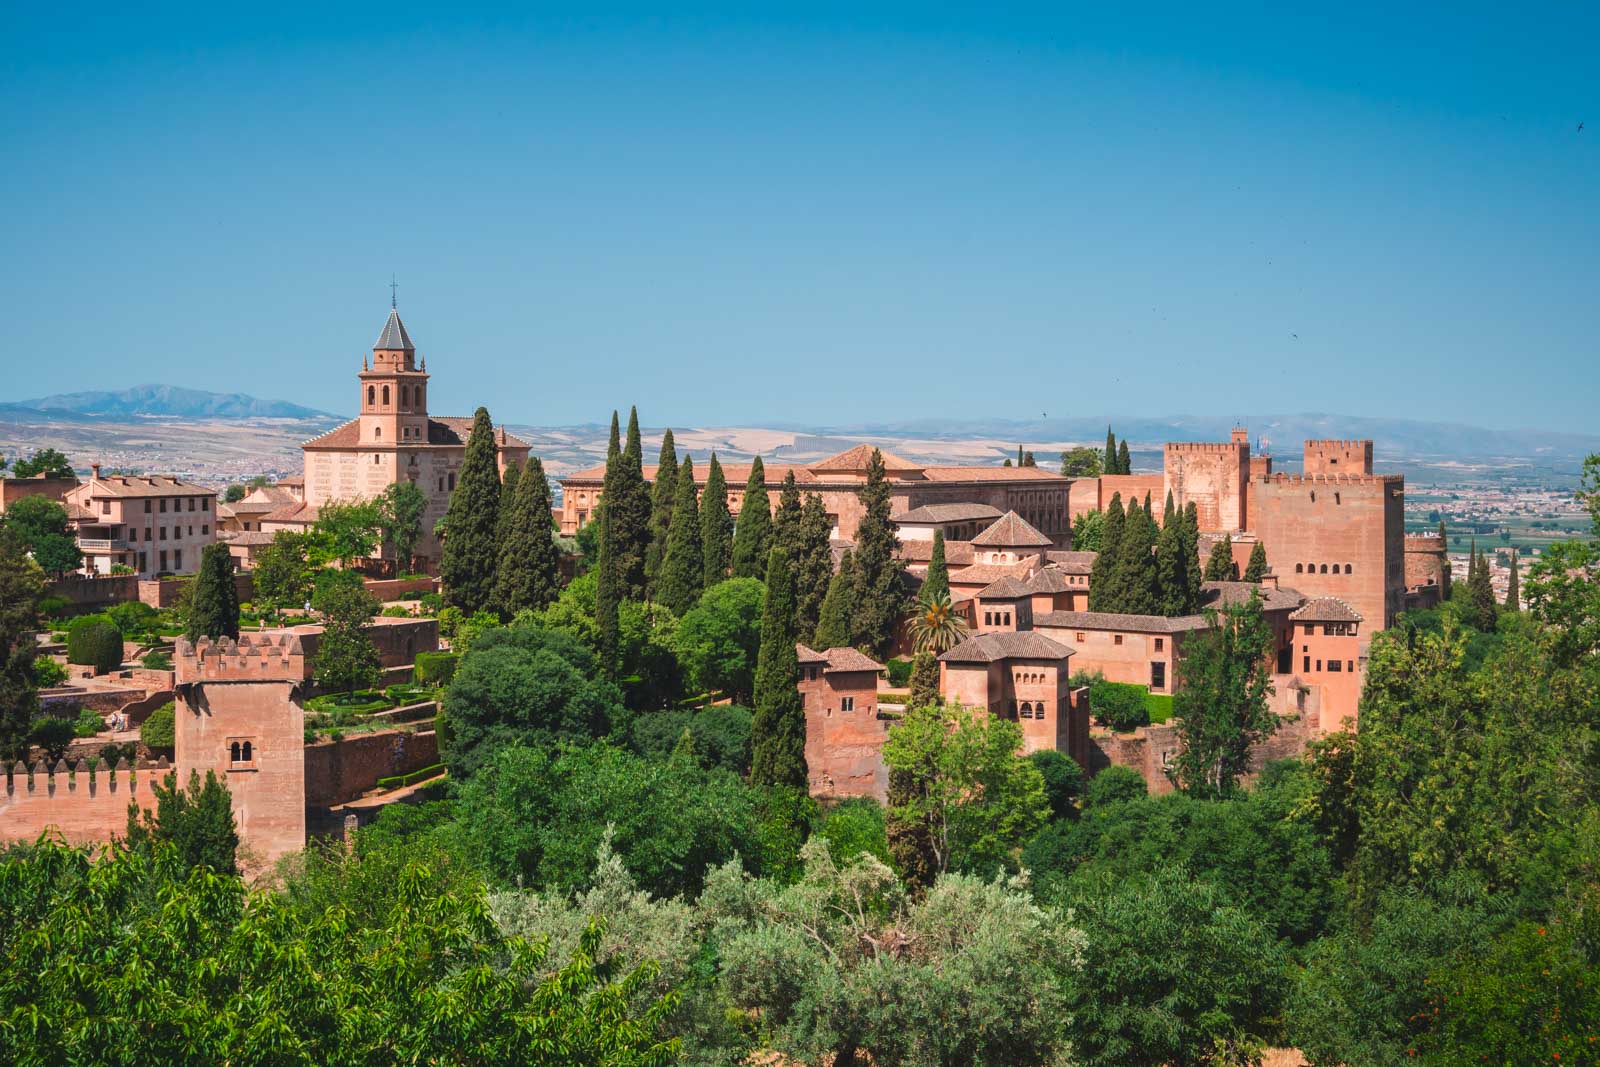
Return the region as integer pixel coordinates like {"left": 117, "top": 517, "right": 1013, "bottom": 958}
{"left": 90, "top": 463, "right": 101, "bottom": 479}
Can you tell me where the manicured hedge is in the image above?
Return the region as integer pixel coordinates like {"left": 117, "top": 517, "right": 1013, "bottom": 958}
{"left": 66, "top": 616, "right": 124, "bottom": 674}
{"left": 377, "top": 763, "right": 446, "bottom": 790}
{"left": 1143, "top": 692, "right": 1175, "bottom": 724}
{"left": 140, "top": 703, "right": 176, "bottom": 753}
{"left": 1089, "top": 679, "right": 1151, "bottom": 732}
{"left": 306, "top": 691, "right": 394, "bottom": 716}
{"left": 885, "top": 658, "right": 914, "bottom": 687}
{"left": 413, "top": 652, "right": 459, "bottom": 687}
{"left": 877, "top": 692, "right": 911, "bottom": 705}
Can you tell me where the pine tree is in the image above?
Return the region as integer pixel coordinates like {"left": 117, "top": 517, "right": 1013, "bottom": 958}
{"left": 848, "top": 450, "right": 907, "bottom": 658}
{"left": 1089, "top": 492, "right": 1125, "bottom": 612}
{"left": 1104, "top": 427, "right": 1118, "bottom": 476}
{"left": 593, "top": 413, "right": 622, "bottom": 675}
{"left": 187, "top": 542, "right": 240, "bottom": 642}
{"left": 1204, "top": 533, "right": 1238, "bottom": 582}
{"left": 656, "top": 456, "right": 703, "bottom": 617}
{"left": 1243, "top": 541, "right": 1269, "bottom": 583}
{"left": 1117, "top": 439, "right": 1131, "bottom": 476}
{"left": 794, "top": 494, "right": 835, "bottom": 638}
{"left": 495, "top": 455, "right": 561, "bottom": 615}
{"left": 700, "top": 453, "right": 733, "bottom": 587}
{"left": 730, "top": 456, "right": 772, "bottom": 579}
{"left": 644, "top": 429, "right": 678, "bottom": 596}
{"left": 909, "top": 650, "right": 940, "bottom": 708}
{"left": 1155, "top": 515, "right": 1187, "bottom": 616}
{"left": 1115, "top": 498, "right": 1160, "bottom": 615}
{"left": 750, "top": 547, "right": 807, "bottom": 789}
{"left": 1504, "top": 551, "right": 1520, "bottom": 611}
{"left": 812, "top": 551, "right": 856, "bottom": 651}
{"left": 608, "top": 407, "right": 653, "bottom": 600}
{"left": 1182, "top": 502, "right": 1204, "bottom": 608}
{"left": 922, "top": 529, "right": 950, "bottom": 604}
{"left": 772, "top": 470, "right": 803, "bottom": 561}
{"left": 441, "top": 407, "right": 503, "bottom": 614}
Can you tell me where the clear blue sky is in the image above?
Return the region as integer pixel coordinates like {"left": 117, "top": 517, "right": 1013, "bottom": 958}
{"left": 3, "top": 4, "right": 1596, "bottom": 432}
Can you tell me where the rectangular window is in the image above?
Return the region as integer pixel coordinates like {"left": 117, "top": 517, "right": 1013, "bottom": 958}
{"left": 448, "top": 473, "right": 456, "bottom": 490}
{"left": 1076, "top": 633, "right": 1085, "bottom": 642}
{"left": 159, "top": 551, "right": 168, "bottom": 571}
{"left": 174, "top": 550, "right": 182, "bottom": 570}
{"left": 101, "top": 500, "right": 111, "bottom": 515}
{"left": 840, "top": 696, "right": 855, "bottom": 712}
{"left": 1155, "top": 637, "right": 1164, "bottom": 651}
{"left": 1304, "top": 655, "right": 1311, "bottom": 672}
{"left": 1114, "top": 634, "right": 1123, "bottom": 646}
{"left": 144, "top": 500, "right": 151, "bottom": 513}
{"left": 1151, "top": 661, "right": 1166, "bottom": 688}
{"left": 159, "top": 499, "right": 167, "bottom": 513}
{"left": 138, "top": 552, "right": 147, "bottom": 572}
{"left": 202, "top": 498, "right": 210, "bottom": 512}
{"left": 1316, "top": 659, "right": 1322, "bottom": 671}
{"left": 159, "top": 527, "right": 167, "bottom": 540}
{"left": 1329, "top": 659, "right": 1343, "bottom": 672}
{"left": 188, "top": 498, "right": 195, "bottom": 511}
{"left": 201, "top": 525, "right": 209, "bottom": 535}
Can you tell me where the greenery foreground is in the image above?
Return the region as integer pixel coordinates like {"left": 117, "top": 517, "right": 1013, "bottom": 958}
{"left": 0, "top": 446, "right": 1597, "bottom": 1064}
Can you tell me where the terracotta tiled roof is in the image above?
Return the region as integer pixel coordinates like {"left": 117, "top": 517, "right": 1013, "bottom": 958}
{"left": 1033, "top": 610, "right": 1215, "bottom": 634}
{"left": 221, "top": 531, "right": 278, "bottom": 546}
{"left": 940, "top": 631, "right": 1075, "bottom": 664}
{"left": 921, "top": 466, "right": 1066, "bottom": 483}
{"left": 823, "top": 647, "right": 886, "bottom": 674}
{"left": 277, "top": 476, "right": 304, "bottom": 487}
{"left": 73, "top": 474, "right": 214, "bottom": 499}
{"left": 1045, "top": 550, "right": 1098, "bottom": 574}
{"left": 978, "top": 576, "right": 1034, "bottom": 600}
{"left": 891, "top": 503, "right": 1002, "bottom": 524}
{"left": 809, "top": 444, "right": 922, "bottom": 473}
{"left": 1200, "top": 581, "right": 1306, "bottom": 613}
{"left": 262, "top": 502, "right": 321, "bottom": 525}
{"left": 1289, "top": 597, "right": 1363, "bottom": 623}
{"left": 897, "top": 539, "right": 975, "bottom": 565}
{"left": 796, "top": 644, "right": 829, "bottom": 664}
{"left": 303, "top": 417, "right": 529, "bottom": 450}
{"left": 1019, "top": 567, "right": 1072, "bottom": 594}
{"left": 971, "top": 510, "right": 1053, "bottom": 548}
{"left": 948, "top": 556, "right": 1042, "bottom": 587}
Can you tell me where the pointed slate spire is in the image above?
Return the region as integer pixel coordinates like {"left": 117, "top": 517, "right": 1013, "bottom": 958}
{"left": 374, "top": 307, "right": 415, "bottom": 351}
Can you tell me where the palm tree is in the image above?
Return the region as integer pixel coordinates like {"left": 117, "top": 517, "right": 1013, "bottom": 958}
{"left": 908, "top": 592, "right": 968, "bottom": 654}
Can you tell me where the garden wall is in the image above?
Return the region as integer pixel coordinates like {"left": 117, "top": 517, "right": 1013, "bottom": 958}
{"left": 1088, "top": 713, "right": 1319, "bottom": 795}
{"left": 304, "top": 728, "right": 439, "bottom": 808}
{"left": 0, "top": 759, "right": 167, "bottom": 847}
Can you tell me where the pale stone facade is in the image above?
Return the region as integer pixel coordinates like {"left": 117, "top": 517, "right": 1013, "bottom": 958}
{"left": 63, "top": 466, "right": 217, "bottom": 578}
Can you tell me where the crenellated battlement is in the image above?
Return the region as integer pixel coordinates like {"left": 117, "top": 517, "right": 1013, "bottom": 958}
{"left": 1259, "top": 473, "right": 1401, "bottom": 487}
{"left": 0, "top": 757, "right": 169, "bottom": 845}
{"left": 176, "top": 632, "right": 312, "bottom": 685}
{"left": 1165, "top": 441, "right": 1249, "bottom": 454}
{"left": 1405, "top": 532, "right": 1445, "bottom": 548}
{"left": 1305, "top": 439, "right": 1373, "bottom": 449}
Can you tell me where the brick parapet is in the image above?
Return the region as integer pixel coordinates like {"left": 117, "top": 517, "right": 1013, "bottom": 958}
{"left": 175, "top": 633, "right": 311, "bottom": 685}
{"left": 1304, "top": 439, "right": 1373, "bottom": 450}
{"left": 0, "top": 757, "right": 169, "bottom": 846}
{"left": 1257, "top": 473, "right": 1402, "bottom": 487}
{"left": 1164, "top": 442, "right": 1248, "bottom": 455}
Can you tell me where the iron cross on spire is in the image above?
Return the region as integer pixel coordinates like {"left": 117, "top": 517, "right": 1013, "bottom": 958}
{"left": 389, "top": 276, "right": 399, "bottom": 309}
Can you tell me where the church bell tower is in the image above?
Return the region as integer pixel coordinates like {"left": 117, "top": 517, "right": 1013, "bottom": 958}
{"left": 358, "top": 302, "right": 430, "bottom": 448}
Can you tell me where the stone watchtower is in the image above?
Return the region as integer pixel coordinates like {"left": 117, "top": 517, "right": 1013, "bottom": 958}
{"left": 174, "top": 633, "right": 312, "bottom": 867}
{"left": 358, "top": 305, "right": 431, "bottom": 449}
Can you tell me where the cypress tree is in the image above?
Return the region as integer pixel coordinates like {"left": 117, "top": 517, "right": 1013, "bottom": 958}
{"left": 1468, "top": 547, "right": 1497, "bottom": 630}
{"left": 700, "top": 453, "right": 733, "bottom": 587}
{"left": 440, "top": 407, "right": 503, "bottom": 614}
{"left": 608, "top": 407, "right": 653, "bottom": 600}
{"left": 494, "top": 455, "right": 561, "bottom": 616}
{"left": 730, "top": 456, "right": 772, "bottom": 579}
{"left": 1017, "top": 445, "right": 1025, "bottom": 467}
{"left": 1116, "top": 498, "right": 1160, "bottom": 615}
{"left": 495, "top": 460, "right": 521, "bottom": 544}
{"left": 908, "top": 650, "right": 940, "bottom": 709}
{"left": 848, "top": 449, "right": 907, "bottom": 658}
{"left": 1089, "top": 491, "right": 1125, "bottom": 612}
{"left": 1439, "top": 519, "right": 1452, "bottom": 596}
{"left": 593, "top": 413, "right": 622, "bottom": 675}
{"left": 1104, "top": 427, "right": 1117, "bottom": 476}
{"left": 794, "top": 493, "right": 835, "bottom": 638}
{"left": 187, "top": 542, "right": 240, "bottom": 642}
{"left": 0, "top": 526, "right": 44, "bottom": 762}
{"left": 644, "top": 429, "right": 678, "bottom": 596}
{"left": 812, "top": 550, "right": 856, "bottom": 650}
{"left": 886, "top": 763, "right": 937, "bottom": 891}
{"left": 750, "top": 547, "right": 807, "bottom": 789}
{"left": 1504, "top": 550, "right": 1520, "bottom": 610}
{"left": 1163, "top": 490, "right": 1175, "bottom": 530}
{"left": 1155, "top": 515, "right": 1187, "bottom": 616}
{"left": 772, "top": 470, "right": 803, "bottom": 561}
{"left": 1143, "top": 491, "right": 1153, "bottom": 518}
{"left": 656, "top": 456, "right": 703, "bottom": 617}
{"left": 1243, "top": 541, "right": 1269, "bottom": 583}
{"left": 922, "top": 529, "right": 950, "bottom": 604}
{"left": 1182, "top": 502, "right": 1204, "bottom": 609}
{"left": 1204, "top": 533, "right": 1238, "bottom": 582}
{"left": 1117, "top": 439, "right": 1132, "bottom": 476}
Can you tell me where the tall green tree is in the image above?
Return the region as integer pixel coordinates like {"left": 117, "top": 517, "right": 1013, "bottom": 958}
{"left": 908, "top": 650, "right": 940, "bottom": 708}
{"left": 1181, "top": 501, "right": 1204, "bottom": 606}
{"left": 1503, "top": 550, "right": 1519, "bottom": 610}
{"left": 1, "top": 495, "right": 80, "bottom": 575}
{"left": 700, "top": 453, "right": 733, "bottom": 587}
{"left": 495, "top": 460, "right": 521, "bottom": 544}
{"left": 440, "top": 407, "right": 502, "bottom": 614}
{"left": 730, "top": 456, "right": 772, "bottom": 580}
{"left": 1060, "top": 447, "right": 1102, "bottom": 478}
{"left": 1155, "top": 512, "right": 1189, "bottom": 616}
{"left": 1243, "top": 540, "right": 1269, "bottom": 582}
{"left": 593, "top": 413, "right": 623, "bottom": 675}
{"left": 1170, "top": 593, "right": 1277, "bottom": 797}
{"left": 494, "top": 455, "right": 561, "bottom": 616}
{"left": 1072, "top": 508, "right": 1104, "bottom": 552}
{"left": 922, "top": 529, "right": 950, "bottom": 604}
{"left": 10, "top": 448, "right": 73, "bottom": 478}
{"left": 1088, "top": 492, "right": 1125, "bottom": 612}
{"left": 0, "top": 526, "right": 43, "bottom": 761}
{"left": 607, "top": 407, "right": 653, "bottom": 601}
{"left": 644, "top": 429, "right": 678, "bottom": 596}
{"left": 308, "top": 499, "right": 382, "bottom": 568}
{"left": 1466, "top": 547, "right": 1498, "bottom": 630}
{"left": 655, "top": 456, "right": 703, "bottom": 617}
{"left": 812, "top": 550, "right": 855, "bottom": 650}
{"left": 1163, "top": 490, "right": 1175, "bottom": 528}
{"left": 252, "top": 531, "right": 314, "bottom": 618}
{"left": 849, "top": 449, "right": 907, "bottom": 658}
{"left": 794, "top": 493, "right": 834, "bottom": 638}
{"left": 771, "top": 470, "right": 803, "bottom": 561}
{"left": 375, "top": 480, "right": 428, "bottom": 569}
{"left": 186, "top": 542, "right": 240, "bottom": 642}
{"left": 1204, "top": 532, "right": 1238, "bottom": 582}
{"left": 750, "top": 548, "right": 807, "bottom": 789}
{"left": 1117, "top": 439, "right": 1131, "bottom": 477}
{"left": 312, "top": 580, "right": 381, "bottom": 695}
{"left": 1114, "top": 497, "right": 1159, "bottom": 615}
{"left": 1104, "top": 427, "right": 1118, "bottom": 475}
{"left": 125, "top": 769, "right": 240, "bottom": 875}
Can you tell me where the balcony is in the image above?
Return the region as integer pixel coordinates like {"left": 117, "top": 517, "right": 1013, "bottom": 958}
{"left": 78, "top": 538, "right": 132, "bottom": 552}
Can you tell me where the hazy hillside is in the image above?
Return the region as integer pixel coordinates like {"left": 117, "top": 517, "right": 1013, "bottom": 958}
{"left": 10, "top": 384, "right": 332, "bottom": 420}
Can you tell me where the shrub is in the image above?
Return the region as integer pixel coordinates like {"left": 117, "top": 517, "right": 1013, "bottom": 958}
{"left": 66, "top": 616, "right": 124, "bottom": 673}
{"left": 1089, "top": 679, "right": 1150, "bottom": 732}
{"left": 30, "top": 718, "right": 74, "bottom": 763}
{"left": 385, "top": 683, "right": 437, "bottom": 706}
{"left": 1083, "top": 765, "right": 1148, "bottom": 808}
{"left": 33, "top": 657, "right": 68, "bottom": 688}
{"left": 381, "top": 605, "right": 413, "bottom": 618}
{"left": 106, "top": 601, "right": 158, "bottom": 638}
{"left": 141, "top": 650, "right": 173, "bottom": 671}
{"left": 418, "top": 591, "right": 443, "bottom": 614}
{"left": 100, "top": 741, "right": 137, "bottom": 767}
{"left": 109, "top": 564, "right": 134, "bottom": 575}
{"left": 436, "top": 605, "right": 463, "bottom": 639}
{"left": 140, "top": 702, "right": 176, "bottom": 753}
{"left": 1030, "top": 749, "right": 1084, "bottom": 820}
{"left": 876, "top": 692, "right": 910, "bottom": 705}
{"left": 819, "top": 797, "right": 892, "bottom": 865}
{"left": 1144, "top": 691, "right": 1175, "bottom": 724}
{"left": 306, "top": 691, "right": 393, "bottom": 715}
{"left": 36, "top": 595, "right": 70, "bottom": 620}
{"left": 73, "top": 707, "right": 105, "bottom": 737}
{"left": 885, "top": 657, "right": 914, "bottom": 687}
{"left": 413, "top": 651, "right": 459, "bottom": 687}
{"left": 376, "top": 763, "right": 446, "bottom": 790}
{"left": 631, "top": 704, "right": 754, "bottom": 775}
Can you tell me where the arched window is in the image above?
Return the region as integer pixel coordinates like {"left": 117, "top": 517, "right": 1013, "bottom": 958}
{"left": 1344, "top": 564, "right": 1353, "bottom": 574}
{"left": 242, "top": 740, "right": 252, "bottom": 762}
{"left": 367, "top": 385, "right": 375, "bottom": 405}
{"left": 1295, "top": 563, "right": 1303, "bottom": 573}
{"left": 375, "top": 426, "right": 381, "bottom": 440}
{"left": 401, "top": 384, "right": 409, "bottom": 407}
{"left": 382, "top": 385, "right": 390, "bottom": 405}
{"left": 1320, "top": 563, "right": 1328, "bottom": 573}
{"left": 230, "top": 741, "right": 240, "bottom": 762}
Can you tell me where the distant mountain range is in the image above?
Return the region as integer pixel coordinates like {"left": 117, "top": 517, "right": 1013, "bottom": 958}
{"left": 3, "top": 385, "right": 333, "bottom": 421}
